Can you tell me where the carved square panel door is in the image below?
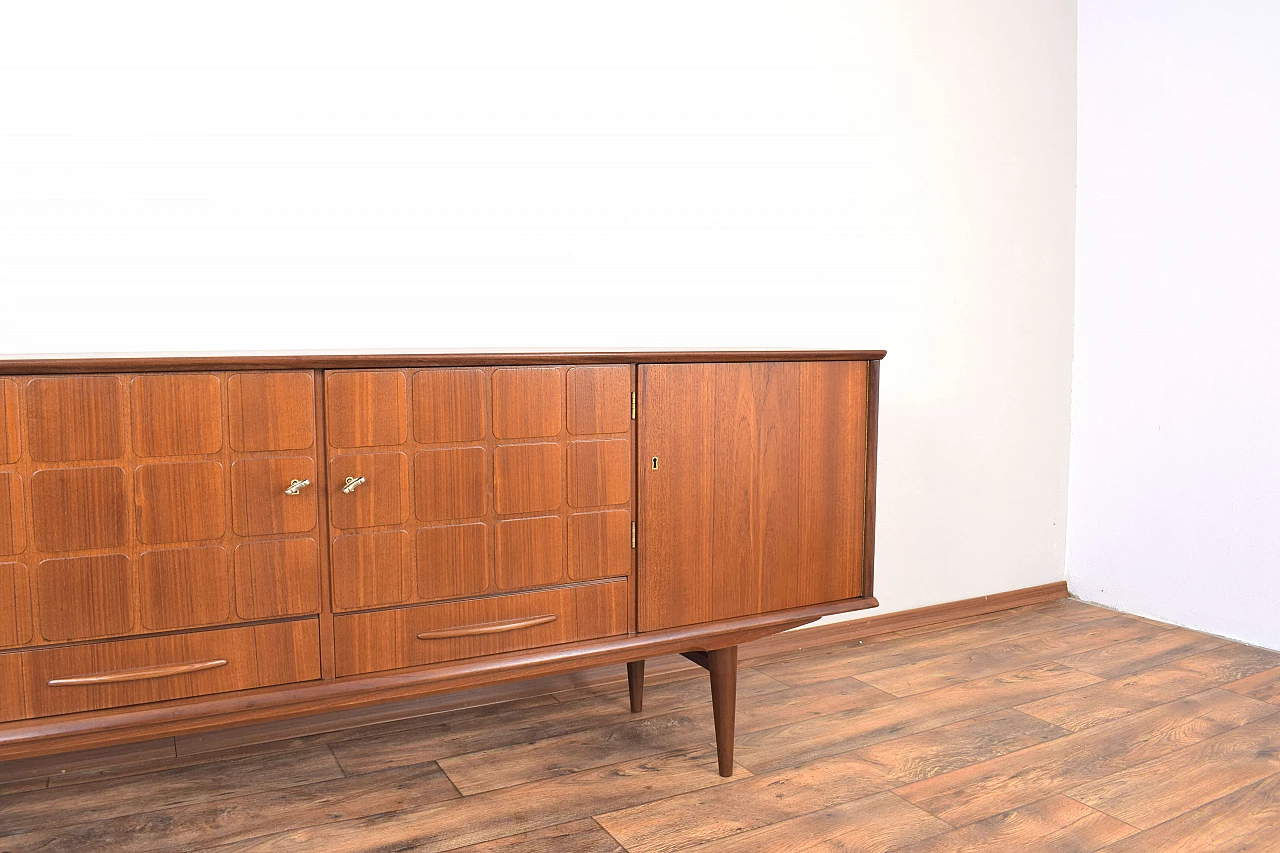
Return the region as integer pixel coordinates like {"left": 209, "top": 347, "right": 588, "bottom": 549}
{"left": 324, "top": 366, "right": 635, "bottom": 614}
{"left": 0, "top": 370, "right": 325, "bottom": 649}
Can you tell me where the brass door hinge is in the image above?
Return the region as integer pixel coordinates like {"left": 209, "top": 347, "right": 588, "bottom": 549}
{"left": 631, "top": 391, "right": 636, "bottom": 420}
{"left": 631, "top": 521, "right": 636, "bottom": 549}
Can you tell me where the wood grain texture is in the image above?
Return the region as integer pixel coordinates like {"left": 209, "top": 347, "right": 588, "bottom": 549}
{"left": 329, "top": 364, "right": 631, "bottom": 614}
{"left": 1069, "top": 712, "right": 1280, "bottom": 829}
{"left": 10, "top": 619, "right": 319, "bottom": 719}
{"left": 0, "top": 560, "right": 33, "bottom": 648}
{"left": 1097, "top": 772, "right": 1280, "bottom": 853}
{"left": 129, "top": 374, "right": 223, "bottom": 458}
{"left": 637, "top": 363, "right": 715, "bottom": 631}
{"left": 25, "top": 595, "right": 1241, "bottom": 853}
{"left": 134, "top": 461, "right": 226, "bottom": 545}
{"left": 568, "top": 439, "right": 631, "bottom": 508}
{"left": 230, "top": 456, "right": 318, "bottom": 537}
{"left": 638, "top": 361, "right": 869, "bottom": 631}
{"left": 233, "top": 538, "right": 321, "bottom": 619}
{"left": 332, "top": 579, "right": 629, "bottom": 676}
{"left": 567, "top": 366, "right": 632, "bottom": 435}
{"left": 228, "top": 371, "right": 316, "bottom": 453}
{"left": 139, "top": 545, "right": 232, "bottom": 630}
{"left": 894, "top": 687, "right": 1276, "bottom": 825}
{"left": 494, "top": 442, "right": 563, "bottom": 514}
{"left": 31, "top": 465, "right": 129, "bottom": 552}
{"left": 36, "top": 553, "right": 135, "bottom": 641}
{"left": 0, "top": 376, "right": 19, "bottom": 462}
{"left": 492, "top": 367, "right": 564, "bottom": 439}
{"left": 25, "top": 375, "right": 125, "bottom": 462}
{"left": 413, "top": 368, "right": 487, "bottom": 444}
{"left": 0, "top": 470, "right": 25, "bottom": 556}
{"left": 329, "top": 529, "right": 413, "bottom": 610}
{"left": 324, "top": 370, "right": 407, "bottom": 448}
{"left": 328, "top": 452, "right": 409, "bottom": 529}
{"left": 416, "top": 522, "right": 489, "bottom": 601}
{"left": 414, "top": 447, "right": 488, "bottom": 522}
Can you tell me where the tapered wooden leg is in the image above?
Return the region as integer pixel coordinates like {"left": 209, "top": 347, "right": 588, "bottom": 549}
{"left": 707, "top": 646, "right": 738, "bottom": 777}
{"left": 626, "top": 660, "right": 645, "bottom": 713}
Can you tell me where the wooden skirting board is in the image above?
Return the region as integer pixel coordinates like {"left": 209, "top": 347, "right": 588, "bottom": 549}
{"left": 0, "top": 581, "right": 1068, "bottom": 781}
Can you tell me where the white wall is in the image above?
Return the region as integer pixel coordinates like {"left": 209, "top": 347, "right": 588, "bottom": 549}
{"left": 1071, "top": 1, "right": 1280, "bottom": 649}
{"left": 0, "top": 2, "right": 1078, "bottom": 619}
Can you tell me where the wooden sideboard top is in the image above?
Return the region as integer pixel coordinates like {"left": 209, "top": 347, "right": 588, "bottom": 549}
{"left": 0, "top": 350, "right": 887, "bottom": 375}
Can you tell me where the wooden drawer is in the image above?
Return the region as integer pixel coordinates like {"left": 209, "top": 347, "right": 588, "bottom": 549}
{"left": 333, "top": 579, "right": 629, "bottom": 676}
{"left": 0, "top": 619, "right": 319, "bottom": 721}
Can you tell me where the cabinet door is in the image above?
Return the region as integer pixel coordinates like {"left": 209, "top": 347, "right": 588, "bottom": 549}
{"left": 638, "top": 361, "right": 872, "bottom": 631}
{"left": 325, "top": 366, "right": 635, "bottom": 613}
{"left": 0, "top": 370, "right": 324, "bottom": 648}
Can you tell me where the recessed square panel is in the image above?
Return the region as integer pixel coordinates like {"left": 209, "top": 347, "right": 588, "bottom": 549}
{"left": 495, "top": 515, "right": 565, "bottom": 590}
{"left": 229, "top": 372, "right": 315, "bottom": 452}
{"left": 330, "top": 529, "right": 412, "bottom": 610}
{"left": 416, "top": 522, "right": 488, "bottom": 601}
{"left": 325, "top": 371, "right": 407, "bottom": 448}
{"left": 130, "top": 374, "right": 223, "bottom": 457}
{"left": 0, "top": 472, "right": 24, "bottom": 557}
{"left": 26, "top": 376, "right": 125, "bottom": 462}
{"left": 135, "top": 461, "right": 226, "bottom": 545}
{"left": 31, "top": 467, "right": 128, "bottom": 553}
{"left": 492, "top": 368, "right": 563, "bottom": 439}
{"left": 231, "top": 456, "right": 318, "bottom": 537}
{"left": 139, "top": 545, "right": 231, "bottom": 630}
{"left": 329, "top": 452, "right": 409, "bottom": 529}
{"left": 413, "top": 369, "right": 486, "bottom": 444}
{"left": 569, "top": 511, "right": 632, "bottom": 581}
{"left": 568, "top": 439, "right": 631, "bottom": 508}
{"left": 567, "top": 366, "right": 631, "bottom": 435}
{"left": 234, "top": 538, "right": 320, "bottom": 619}
{"left": 37, "top": 554, "right": 133, "bottom": 641}
{"left": 494, "top": 442, "right": 562, "bottom": 515}
{"left": 0, "top": 562, "right": 32, "bottom": 649}
{"left": 0, "top": 378, "right": 19, "bottom": 463}
{"left": 414, "top": 447, "right": 486, "bottom": 522}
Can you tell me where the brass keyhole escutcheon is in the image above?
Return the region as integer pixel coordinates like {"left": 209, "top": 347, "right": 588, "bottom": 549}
{"left": 651, "top": 457, "right": 659, "bottom": 470}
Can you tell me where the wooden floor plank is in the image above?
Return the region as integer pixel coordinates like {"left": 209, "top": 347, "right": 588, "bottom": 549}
{"left": 1168, "top": 642, "right": 1280, "bottom": 684}
{"left": 441, "top": 675, "right": 889, "bottom": 795}
{"left": 0, "top": 747, "right": 344, "bottom": 836}
{"left": 202, "top": 747, "right": 743, "bottom": 853}
{"left": 755, "top": 611, "right": 1073, "bottom": 687}
{"left": 0, "top": 737, "right": 176, "bottom": 786}
{"left": 670, "top": 790, "right": 948, "bottom": 853}
{"left": 733, "top": 663, "right": 1101, "bottom": 774}
{"left": 1068, "top": 711, "right": 1280, "bottom": 829}
{"left": 1015, "top": 666, "right": 1218, "bottom": 732}
{"left": 330, "top": 667, "right": 787, "bottom": 778}
{"left": 597, "top": 708, "right": 1063, "bottom": 853}
{"left": 889, "top": 794, "right": 1135, "bottom": 853}
{"left": 445, "top": 819, "right": 624, "bottom": 853}
{"left": 2, "top": 600, "right": 1274, "bottom": 853}
{"left": 858, "top": 616, "right": 1167, "bottom": 697}
{"left": 1096, "top": 772, "right": 1280, "bottom": 853}
{"left": 1054, "top": 627, "right": 1230, "bottom": 679}
{"left": 1032, "top": 600, "right": 1123, "bottom": 624}
{"left": 894, "top": 688, "right": 1276, "bottom": 826}
{"left": 1224, "top": 665, "right": 1280, "bottom": 704}
{"left": 0, "top": 761, "right": 459, "bottom": 853}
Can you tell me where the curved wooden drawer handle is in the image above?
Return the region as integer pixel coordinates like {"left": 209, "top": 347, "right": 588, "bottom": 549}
{"left": 47, "top": 659, "right": 229, "bottom": 687}
{"left": 417, "top": 614, "right": 558, "bottom": 641}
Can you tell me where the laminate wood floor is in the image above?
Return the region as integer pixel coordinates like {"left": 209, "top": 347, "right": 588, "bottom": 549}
{"left": 3, "top": 598, "right": 1280, "bottom": 852}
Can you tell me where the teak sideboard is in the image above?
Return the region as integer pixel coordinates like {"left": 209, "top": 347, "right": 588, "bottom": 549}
{"left": 0, "top": 351, "right": 882, "bottom": 775}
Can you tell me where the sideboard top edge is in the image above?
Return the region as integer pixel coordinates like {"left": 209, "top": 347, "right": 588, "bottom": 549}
{"left": 0, "top": 349, "right": 888, "bottom": 374}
